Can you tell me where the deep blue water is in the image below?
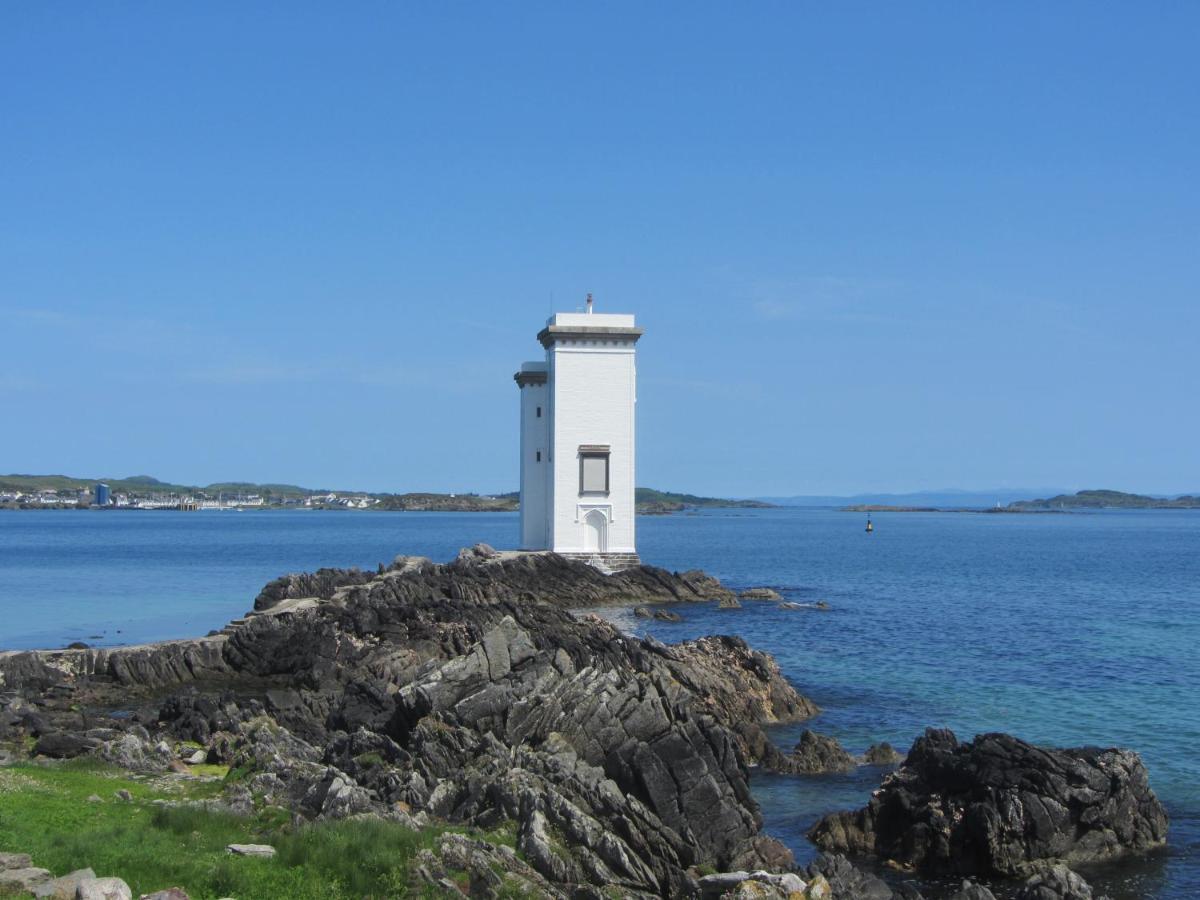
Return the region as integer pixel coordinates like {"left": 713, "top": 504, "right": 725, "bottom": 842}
{"left": 1, "top": 507, "right": 1197, "bottom": 898}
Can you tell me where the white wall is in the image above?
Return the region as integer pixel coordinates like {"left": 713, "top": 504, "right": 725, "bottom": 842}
{"left": 518, "top": 372, "right": 549, "bottom": 549}
{"left": 549, "top": 312, "right": 635, "bottom": 328}
{"left": 548, "top": 341, "right": 637, "bottom": 554}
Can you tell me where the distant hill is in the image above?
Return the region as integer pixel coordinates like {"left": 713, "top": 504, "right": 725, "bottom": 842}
{"left": 205, "top": 482, "right": 316, "bottom": 497}
{"left": 1009, "top": 490, "right": 1200, "bottom": 510}
{"left": 635, "top": 488, "right": 775, "bottom": 514}
{"left": 0, "top": 474, "right": 325, "bottom": 498}
{"left": 0, "top": 473, "right": 189, "bottom": 494}
{"left": 761, "top": 488, "right": 1070, "bottom": 508}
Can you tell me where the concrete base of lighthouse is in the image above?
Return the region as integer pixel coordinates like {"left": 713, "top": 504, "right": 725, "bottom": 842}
{"left": 554, "top": 551, "right": 642, "bottom": 574}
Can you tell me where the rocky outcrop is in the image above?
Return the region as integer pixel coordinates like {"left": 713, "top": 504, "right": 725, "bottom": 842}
{"left": 371, "top": 614, "right": 793, "bottom": 895}
{"left": 804, "top": 853, "right": 919, "bottom": 899}
{"left": 697, "top": 869, "right": 807, "bottom": 898}
{"left": 0, "top": 854, "right": 149, "bottom": 900}
{"left": 412, "top": 832, "right": 566, "bottom": 898}
{"left": 1015, "top": 865, "right": 1099, "bottom": 900}
{"left": 31, "top": 731, "right": 102, "bottom": 759}
{"left": 946, "top": 881, "right": 997, "bottom": 900}
{"left": 0, "top": 549, "right": 814, "bottom": 898}
{"left": 76, "top": 876, "right": 132, "bottom": 900}
{"left": 96, "top": 733, "right": 172, "bottom": 772}
{"left": 862, "top": 742, "right": 903, "bottom": 766}
{"left": 31, "top": 867, "right": 96, "bottom": 899}
{"left": 738, "top": 589, "right": 782, "bottom": 602}
{"left": 0, "top": 637, "right": 228, "bottom": 694}
{"left": 635, "top": 636, "right": 818, "bottom": 772}
{"left": 808, "top": 728, "right": 1168, "bottom": 877}
{"left": 253, "top": 566, "right": 380, "bottom": 611}
{"left": 773, "top": 730, "right": 855, "bottom": 774}
{"left": 0, "top": 851, "right": 51, "bottom": 894}
{"left": 225, "top": 844, "right": 276, "bottom": 858}
{"left": 0, "top": 550, "right": 737, "bottom": 695}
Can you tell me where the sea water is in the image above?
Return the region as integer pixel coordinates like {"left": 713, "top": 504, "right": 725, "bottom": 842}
{"left": 1, "top": 507, "right": 1196, "bottom": 898}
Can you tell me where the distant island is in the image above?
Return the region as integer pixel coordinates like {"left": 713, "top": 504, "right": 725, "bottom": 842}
{"left": 843, "top": 504, "right": 943, "bottom": 513}
{"left": 842, "top": 489, "right": 1200, "bottom": 514}
{"left": 0, "top": 474, "right": 769, "bottom": 515}
{"left": 634, "top": 487, "right": 775, "bottom": 514}
{"left": 1008, "top": 489, "right": 1200, "bottom": 510}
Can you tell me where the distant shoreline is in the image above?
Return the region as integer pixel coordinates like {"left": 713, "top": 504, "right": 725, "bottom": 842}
{"left": 841, "top": 489, "right": 1200, "bottom": 513}
{"left": 1, "top": 475, "right": 771, "bottom": 516}
{"left": 841, "top": 504, "right": 1068, "bottom": 514}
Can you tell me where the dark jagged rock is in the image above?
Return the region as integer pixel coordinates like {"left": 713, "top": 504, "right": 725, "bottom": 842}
{"left": 808, "top": 728, "right": 1168, "bottom": 878}
{"left": 251, "top": 549, "right": 735, "bottom": 616}
{"left": 804, "top": 853, "right": 916, "bottom": 899}
{"left": 253, "top": 566, "right": 381, "bottom": 612}
{"left": 1015, "top": 864, "right": 1098, "bottom": 900}
{"left": 30, "top": 866, "right": 97, "bottom": 899}
{"left": 384, "top": 615, "right": 784, "bottom": 895}
{"left": 863, "top": 742, "right": 904, "bottom": 766}
{"left": 0, "top": 552, "right": 741, "bottom": 696}
{"left": 95, "top": 733, "right": 171, "bottom": 772}
{"left": 696, "top": 869, "right": 806, "bottom": 898}
{"left": 947, "top": 880, "right": 998, "bottom": 900}
{"left": 158, "top": 691, "right": 264, "bottom": 745}
{"left": 411, "top": 832, "right": 568, "bottom": 898}
{"left": 653, "top": 637, "right": 817, "bottom": 732}
{"left": 630, "top": 635, "right": 818, "bottom": 774}
{"left": 0, "top": 549, "right": 813, "bottom": 897}
{"left": 32, "top": 731, "right": 101, "bottom": 759}
{"left": 772, "top": 729, "right": 855, "bottom": 774}
{"left": 738, "top": 588, "right": 782, "bottom": 602}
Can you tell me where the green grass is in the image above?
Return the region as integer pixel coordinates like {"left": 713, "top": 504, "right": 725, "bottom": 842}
{"left": 187, "top": 763, "right": 229, "bottom": 779}
{"left": 0, "top": 760, "right": 511, "bottom": 899}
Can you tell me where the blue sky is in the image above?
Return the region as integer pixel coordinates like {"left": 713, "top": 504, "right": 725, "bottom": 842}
{"left": 2, "top": 4, "right": 1196, "bottom": 497}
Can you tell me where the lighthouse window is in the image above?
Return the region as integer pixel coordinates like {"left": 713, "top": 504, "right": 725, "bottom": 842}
{"left": 536, "top": 451, "right": 542, "bottom": 462}
{"left": 536, "top": 406, "right": 542, "bottom": 418}
{"left": 580, "top": 452, "right": 609, "bottom": 495}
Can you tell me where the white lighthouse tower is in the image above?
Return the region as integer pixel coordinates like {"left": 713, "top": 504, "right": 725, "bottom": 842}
{"left": 514, "top": 295, "right": 642, "bottom": 570}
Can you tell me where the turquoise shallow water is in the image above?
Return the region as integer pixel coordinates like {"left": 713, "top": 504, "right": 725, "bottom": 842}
{"left": 1, "top": 507, "right": 1197, "bottom": 897}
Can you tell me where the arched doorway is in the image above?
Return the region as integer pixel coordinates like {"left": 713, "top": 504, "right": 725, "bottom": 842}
{"left": 584, "top": 509, "right": 608, "bottom": 553}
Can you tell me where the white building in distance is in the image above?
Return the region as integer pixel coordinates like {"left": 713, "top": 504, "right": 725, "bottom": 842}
{"left": 514, "top": 295, "right": 642, "bottom": 570}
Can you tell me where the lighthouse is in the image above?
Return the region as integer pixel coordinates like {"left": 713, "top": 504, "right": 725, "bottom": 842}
{"left": 514, "top": 295, "right": 642, "bottom": 570}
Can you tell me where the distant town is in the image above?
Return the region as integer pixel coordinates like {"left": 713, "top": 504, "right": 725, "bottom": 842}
{"left": 2, "top": 485, "right": 383, "bottom": 511}
{"left": 0, "top": 474, "right": 516, "bottom": 512}
{"left": 0, "top": 474, "right": 770, "bottom": 514}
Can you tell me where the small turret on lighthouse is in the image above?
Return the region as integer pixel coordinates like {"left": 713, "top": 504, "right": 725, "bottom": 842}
{"left": 514, "top": 295, "right": 642, "bottom": 570}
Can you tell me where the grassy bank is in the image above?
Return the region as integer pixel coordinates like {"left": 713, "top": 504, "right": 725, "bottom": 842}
{"left": 0, "top": 760, "right": 511, "bottom": 898}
